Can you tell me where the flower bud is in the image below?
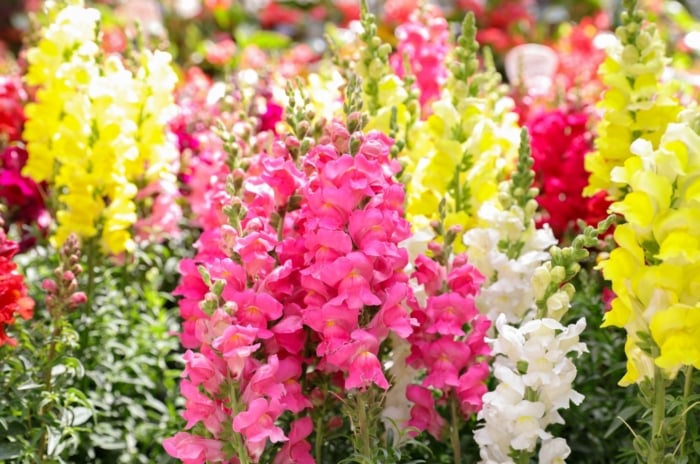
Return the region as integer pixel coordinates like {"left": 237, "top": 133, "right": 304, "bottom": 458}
{"left": 532, "top": 266, "right": 551, "bottom": 301}
{"left": 69, "top": 292, "right": 88, "bottom": 307}
{"left": 328, "top": 416, "right": 344, "bottom": 430}
{"left": 42, "top": 279, "right": 58, "bottom": 293}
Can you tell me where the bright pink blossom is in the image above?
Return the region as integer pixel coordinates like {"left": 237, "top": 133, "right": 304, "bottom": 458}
{"left": 163, "top": 432, "right": 225, "bottom": 464}
{"left": 211, "top": 324, "right": 261, "bottom": 378}
{"left": 326, "top": 329, "right": 389, "bottom": 390}
{"left": 321, "top": 252, "right": 381, "bottom": 310}
{"left": 274, "top": 416, "right": 314, "bottom": 464}
{"left": 456, "top": 361, "right": 490, "bottom": 416}
{"left": 425, "top": 293, "right": 477, "bottom": 336}
{"left": 182, "top": 350, "right": 224, "bottom": 394}
{"left": 406, "top": 384, "right": 445, "bottom": 439}
{"left": 180, "top": 380, "right": 227, "bottom": 435}
{"left": 233, "top": 397, "right": 287, "bottom": 444}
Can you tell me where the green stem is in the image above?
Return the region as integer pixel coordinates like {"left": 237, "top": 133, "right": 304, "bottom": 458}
{"left": 649, "top": 366, "right": 666, "bottom": 463}
{"left": 228, "top": 383, "right": 252, "bottom": 464}
{"left": 679, "top": 365, "right": 694, "bottom": 458}
{"left": 356, "top": 389, "right": 372, "bottom": 458}
{"left": 450, "top": 394, "right": 463, "bottom": 464}
{"left": 453, "top": 168, "right": 462, "bottom": 214}
{"left": 38, "top": 309, "right": 64, "bottom": 462}
{"left": 516, "top": 451, "right": 531, "bottom": 464}
{"left": 314, "top": 414, "right": 324, "bottom": 463}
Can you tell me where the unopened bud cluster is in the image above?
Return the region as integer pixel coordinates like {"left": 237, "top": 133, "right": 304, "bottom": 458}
{"left": 42, "top": 234, "right": 87, "bottom": 316}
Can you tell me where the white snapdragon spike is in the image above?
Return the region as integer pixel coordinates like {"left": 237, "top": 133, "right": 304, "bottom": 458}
{"left": 475, "top": 315, "right": 587, "bottom": 463}
{"left": 463, "top": 200, "right": 555, "bottom": 323}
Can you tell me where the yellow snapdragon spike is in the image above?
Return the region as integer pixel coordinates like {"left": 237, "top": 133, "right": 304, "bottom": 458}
{"left": 21, "top": 1, "right": 178, "bottom": 255}
{"left": 585, "top": 3, "right": 682, "bottom": 200}
{"left": 600, "top": 103, "right": 700, "bottom": 384}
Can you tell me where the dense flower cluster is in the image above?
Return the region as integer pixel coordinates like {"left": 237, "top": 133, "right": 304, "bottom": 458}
{"left": 475, "top": 315, "right": 586, "bottom": 463}
{"left": 600, "top": 112, "right": 700, "bottom": 384}
{"left": 0, "top": 225, "right": 34, "bottom": 347}
{"left": 404, "top": 14, "right": 520, "bottom": 241}
{"left": 527, "top": 108, "right": 610, "bottom": 237}
{"left": 402, "top": 250, "right": 491, "bottom": 436}
{"left": 166, "top": 108, "right": 423, "bottom": 461}
{"left": 21, "top": 1, "right": 179, "bottom": 254}
{"left": 466, "top": 136, "right": 589, "bottom": 462}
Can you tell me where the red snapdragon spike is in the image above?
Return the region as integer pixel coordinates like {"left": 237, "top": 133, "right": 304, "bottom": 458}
{"left": 526, "top": 108, "right": 612, "bottom": 237}
{"left": 0, "top": 146, "right": 48, "bottom": 244}
{"left": 0, "top": 76, "right": 26, "bottom": 142}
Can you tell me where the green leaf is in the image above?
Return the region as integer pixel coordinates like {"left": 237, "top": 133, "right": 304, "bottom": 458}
{"left": 0, "top": 442, "right": 23, "bottom": 460}
{"left": 235, "top": 30, "right": 291, "bottom": 50}
{"left": 68, "top": 407, "right": 92, "bottom": 426}
{"left": 17, "top": 382, "right": 43, "bottom": 391}
{"left": 605, "top": 405, "right": 641, "bottom": 438}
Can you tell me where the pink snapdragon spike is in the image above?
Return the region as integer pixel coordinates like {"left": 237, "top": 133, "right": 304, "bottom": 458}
{"left": 403, "top": 248, "right": 491, "bottom": 438}
{"left": 168, "top": 104, "right": 422, "bottom": 461}
{"left": 390, "top": 6, "right": 449, "bottom": 114}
